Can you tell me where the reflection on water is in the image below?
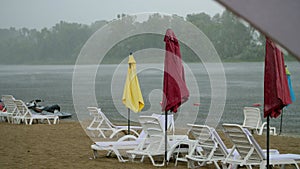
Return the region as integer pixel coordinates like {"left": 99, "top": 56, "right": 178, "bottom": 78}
{"left": 0, "top": 62, "right": 299, "bottom": 136}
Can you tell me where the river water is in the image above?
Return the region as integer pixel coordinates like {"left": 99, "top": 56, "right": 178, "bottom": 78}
{"left": 0, "top": 62, "right": 299, "bottom": 136}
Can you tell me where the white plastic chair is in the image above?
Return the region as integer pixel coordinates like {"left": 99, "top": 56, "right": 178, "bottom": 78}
{"left": 223, "top": 123, "right": 300, "bottom": 169}
{"left": 86, "top": 107, "right": 142, "bottom": 138}
{"left": 242, "top": 107, "right": 277, "bottom": 135}
{"left": 14, "top": 100, "right": 59, "bottom": 125}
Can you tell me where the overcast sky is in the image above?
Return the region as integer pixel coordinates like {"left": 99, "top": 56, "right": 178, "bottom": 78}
{"left": 0, "top": 0, "right": 224, "bottom": 30}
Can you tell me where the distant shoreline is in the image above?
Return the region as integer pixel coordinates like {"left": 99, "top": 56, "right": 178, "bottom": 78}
{"left": 0, "top": 60, "right": 298, "bottom": 66}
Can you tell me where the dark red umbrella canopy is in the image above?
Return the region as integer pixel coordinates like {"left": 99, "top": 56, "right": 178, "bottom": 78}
{"left": 162, "top": 29, "right": 189, "bottom": 113}
{"left": 264, "top": 38, "right": 292, "bottom": 118}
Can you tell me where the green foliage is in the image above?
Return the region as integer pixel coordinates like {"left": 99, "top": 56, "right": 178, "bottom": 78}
{"left": 0, "top": 11, "right": 294, "bottom": 64}
{"left": 0, "top": 21, "right": 105, "bottom": 64}
{"left": 187, "top": 11, "right": 265, "bottom": 62}
{"left": 102, "top": 33, "right": 165, "bottom": 64}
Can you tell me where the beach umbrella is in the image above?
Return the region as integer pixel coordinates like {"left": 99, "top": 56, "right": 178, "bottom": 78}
{"left": 264, "top": 37, "right": 292, "bottom": 168}
{"left": 122, "top": 53, "right": 144, "bottom": 134}
{"left": 285, "top": 66, "right": 296, "bottom": 103}
{"left": 162, "top": 29, "right": 189, "bottom": 164}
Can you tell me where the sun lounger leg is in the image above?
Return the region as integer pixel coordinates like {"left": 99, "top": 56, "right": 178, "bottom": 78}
{"left": 148, "top": 155, "right": 164, "bottom": 167}
{"left": 271, "top": 127, "right": 277, "bottom": 135}
{"left": 46, "top": 118, "right": 51, "bottom": 125}
{"left": 6, "top": 116, "right": 10, "bottom": 123}
{"left": 286, "top": 163, "right": 300, "bottom": 169}
{"left": 97, "top": 130, "right": 106, "bottom": 138}
{"left": 54, "top": 116, "right": 59, "bottom": 124}
{"left": 114, "top": 150, "right": 128, "bottom": 162}
{"left": 27, "top": 118, "right": 31, "bottom": 125}
{"left": 213, "top": 161, "right": 221, "bottom": 169}
{"left": 246, "top": 165, "right": 253, "bottom": 169}
{"left": 30, "top": 118, "right": 34, "bottom": 125}
{"left": 93, "top": 149, "right": 99, "bottom": 159}
{"left": 106, "top": 150, "right": 112, "bottom": 157}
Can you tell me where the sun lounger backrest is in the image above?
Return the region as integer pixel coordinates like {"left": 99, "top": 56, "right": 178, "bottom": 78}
{"left": 1, "top": 95, "right": 17, "bottom": 114}
{"left": 138, "top": 116, "right": 166, "bottom": 154}
{"left": 87, "top": 106, "right": 119, "bottom": 129}
{"left": 244, "top": 128, "right": 266, "bottom": 159}
{"left": 97, "top": 108, "right": 115, "bottom": 127}
{"left": 222, "top": 124, "right": 264, "bottom": 163}
{"left": 187, "top": 124, "right": 220, "bottom": 160}
{"left": 87, "top": 107, "right": 103, "bottom": 127}
{"left": 87, "top": 107, "right": 100, "bottom": 118}
{"left": 188, "top": 124, "right": 211, "bottom": 142}
{"left": 139, "top": 116, "right": 164, "bottom": 136}
{"left": 14, "top": 100, "right": 31, "bottom": 117}
{"left": 211, "top": 128, "right": 229, "bottom": 157}
{"left": 151, "top": 113, "right": 175, "bottom": 135}
{"left": 136, "top": 130, "right": 147, "bottom": 142}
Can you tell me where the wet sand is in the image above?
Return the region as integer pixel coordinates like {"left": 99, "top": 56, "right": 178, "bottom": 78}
{"left": 0, "top": 121, "right": 299, "bottom": 169}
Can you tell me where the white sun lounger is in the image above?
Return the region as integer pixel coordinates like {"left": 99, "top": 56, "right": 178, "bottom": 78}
{"left": 14, "top": 100, "right": 59, "bottom": 125}
{"left": 126, "top": 115, "right": 168, "bottom": 166}
{"left": 222, "top": 123, "right": 300, "bottom": 169}
{"left": 91, "top": 130, "right": 148, "bottom": 162}
{"left": 126, "top": 115, "right": 187, "bottom": 167}
{"left": 86, "top": 107, "right": 142, "bottom": 138}
{"left": 91, "top": 114, "right": 176, "bottom": 163}
{"left": 178, "top": 124, "right": 276, "bottom": 169}
{"left": 184, "top": 124, "right": 233, "bottom": 169}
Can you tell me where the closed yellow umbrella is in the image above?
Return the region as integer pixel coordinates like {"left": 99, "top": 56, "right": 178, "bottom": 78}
{"left": 122, "top": 53, "right": 144, "bottom": 134}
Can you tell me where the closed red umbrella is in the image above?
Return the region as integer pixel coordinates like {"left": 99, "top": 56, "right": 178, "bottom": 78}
{"left": 162, "top": 29, "right": 189, "bottom": 113}
{"left": 162, "top": 29, "right": 189, "bottom": 164}
{"left": 264, "top": 38, "right": 292, "bottom": 117}
{"left": 264, "top": 37, "right": 292, "bottom": 168}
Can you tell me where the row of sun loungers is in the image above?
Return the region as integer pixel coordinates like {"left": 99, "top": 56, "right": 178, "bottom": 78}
{"left": 87, "top": 107, "right": 300, "bottom": 168}
{"left": 0, "top": 95, "right": 59, "bottom": 125}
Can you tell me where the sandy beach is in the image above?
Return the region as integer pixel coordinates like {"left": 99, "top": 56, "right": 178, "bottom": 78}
{"left": 0, "top": 121, "right": 299, "bottom": 169}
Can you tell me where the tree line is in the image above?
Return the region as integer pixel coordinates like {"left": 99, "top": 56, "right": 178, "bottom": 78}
{"left": 0, "top": 11, "right": 295, "bottom": 64}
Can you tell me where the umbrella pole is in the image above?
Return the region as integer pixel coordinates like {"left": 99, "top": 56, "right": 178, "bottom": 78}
{"left": 279, "top": 108, "right": 284, "bottom": 135}
{"left": 128, "top": 108, "right": 130, "bottom": 135}
{"left": 165, "top": 111, "right": 168, "bottom": 167}
{"left": 266, "top": 115, "right": 270, "bottom": 169}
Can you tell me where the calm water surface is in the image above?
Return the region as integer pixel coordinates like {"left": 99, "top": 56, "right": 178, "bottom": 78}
{"left": 0, "top": 62, "right": 299, "bottom": 136}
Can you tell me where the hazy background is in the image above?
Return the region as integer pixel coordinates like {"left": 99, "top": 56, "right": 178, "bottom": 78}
{"left": 0, "top": 0, "right": 224, "bottom": 29}
{"left": 0, "top": 0, "right": 299, "bottom": 137}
